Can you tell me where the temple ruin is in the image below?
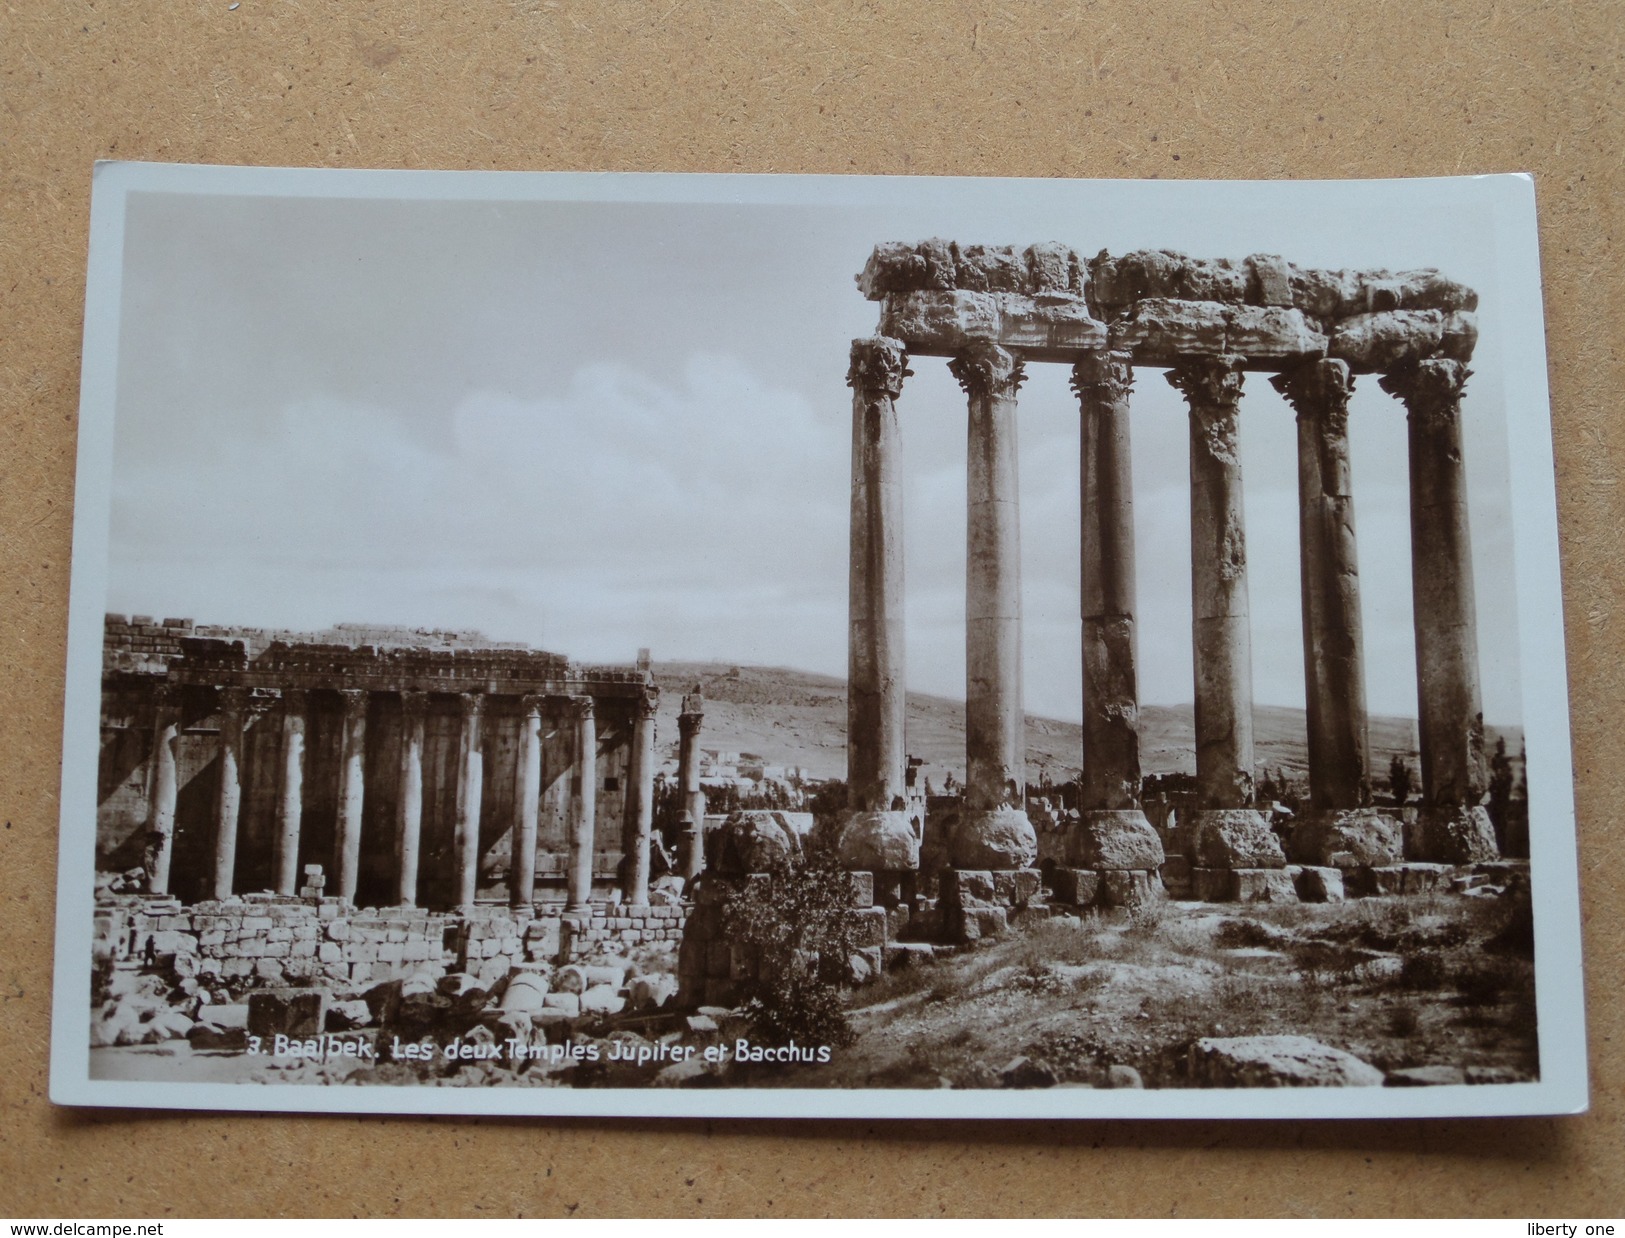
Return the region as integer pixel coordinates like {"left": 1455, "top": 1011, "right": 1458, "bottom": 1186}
{"left": 98, "top": 616, "right": 686, "bottom": 913}
{"left": 838, "top": 242, "right": 1501, "bottom": 906}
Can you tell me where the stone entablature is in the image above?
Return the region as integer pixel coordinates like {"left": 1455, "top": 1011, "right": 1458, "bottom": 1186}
{"left": 856, "top": 240, "right": 1477, "bottom": 374}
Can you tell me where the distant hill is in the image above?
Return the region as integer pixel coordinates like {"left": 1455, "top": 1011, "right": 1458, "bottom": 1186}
{"left": 650, "top": 660, "right": 1523, "bottom": 786}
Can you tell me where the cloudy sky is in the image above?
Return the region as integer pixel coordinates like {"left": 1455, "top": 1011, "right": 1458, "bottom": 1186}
{"left": 106, "top": 173, "right": 1527, "bottom": 725}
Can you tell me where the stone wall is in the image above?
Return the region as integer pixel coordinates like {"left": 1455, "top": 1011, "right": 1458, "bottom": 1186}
{"left": 97, "top": 894, "right": 689, "bottom": 991}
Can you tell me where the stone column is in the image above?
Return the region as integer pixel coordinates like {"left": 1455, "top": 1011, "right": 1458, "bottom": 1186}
{"left": 948, "top": 342, "right": 1037, "bottom": 869}
{"left": 273, "top": 688, "right": 308, "bottom": 896}
{"left": 395, "top": 690, "right": 427, "bottom": 907}
{"left": 211, "top": 686, "right": 249, "bottom": 900}
{"left": 1068, "top": 351, "right": 1164, "bottom": 872}
{"left": 334, "top": 688, "right": 368, "bottom": 905}
{"left": 143, "top": 685, "right": 181, "bottom": 895}
{"left": 1379, "top": 358, "right": 1498, "bottom": 862}
{"left": 511, "top": 694, "right": 544, "bottom": 910}
{"left": 1166, "top": 356, "right": 1282, "bottom": 874}
{"left": 625, "top": 690, "right": 658, "bottom": 905}
{"left": 566, "top": 695, "right": 597, "bottom": 913}
{"left": 840, "top": 336, "right": 919, "bottom": 871}
{"left": 454, "top": 692, "right": 485, "bottom": 910}
{"left": 677, "top": 689, "right": 706, "bottom": 880}
{"left": 1273, "top": 360, "right": 1402, "bottom": 867}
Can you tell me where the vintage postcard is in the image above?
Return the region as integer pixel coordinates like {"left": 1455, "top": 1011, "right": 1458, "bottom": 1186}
{"left": 49, "top": 163, "right": 1586, "bottom": 1118}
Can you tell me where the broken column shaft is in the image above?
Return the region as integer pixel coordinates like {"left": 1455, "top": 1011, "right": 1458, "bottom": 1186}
{"left": 839, "top": 336, "right": 919, "bottom": 871}
{"left": 949, "top": 342, "right": 1037, "bottom": 868}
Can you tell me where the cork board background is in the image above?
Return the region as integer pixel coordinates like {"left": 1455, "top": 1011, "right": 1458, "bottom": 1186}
{"left": 1, "top": 0, "right": 1620, "bottom": 1218}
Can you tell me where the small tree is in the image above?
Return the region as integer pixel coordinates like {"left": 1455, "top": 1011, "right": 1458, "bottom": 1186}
{"left": 719, "top": 846, "right": 862, "bottom": 1048}
{"left": 1388, "top": 754, "right": 1414, "bottom": 806}
{"left": 1488, "top": 736, "right": 1514, "bottom": 849}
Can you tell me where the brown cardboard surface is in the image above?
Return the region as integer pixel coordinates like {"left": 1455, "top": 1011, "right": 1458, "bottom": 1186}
{"left": 0, "top": 0, "right": 1619, "bottom": 1218}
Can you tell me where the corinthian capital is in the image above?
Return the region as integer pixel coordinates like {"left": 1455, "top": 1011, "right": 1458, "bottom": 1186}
{"left": 1165, "top": 355, "right": 1244, "bottom": 409}
{"left": 847, "top": 337, "right": 911, "bottom": 400}
{"left": 1378, "top": 358, "right": 1471, "bottom": 432}
{"left": 1069, "top": 349, "right": 1134, "bottom": 401}
{"left": 949, "top": 342, "right": 1025, "bottom": 399}
{"left": 1271, "top": 358, "right": 1354, "bottom": 437}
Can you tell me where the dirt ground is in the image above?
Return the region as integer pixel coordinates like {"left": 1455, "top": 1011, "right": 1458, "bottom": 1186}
{"left": 749, "top": 892, "right": 1539, "bottom": 1090}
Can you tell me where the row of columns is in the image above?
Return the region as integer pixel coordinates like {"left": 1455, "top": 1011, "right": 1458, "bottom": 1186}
{"left": 146, "top": 686, "right": 664, "bottom": 908}
{"left": 842, "top": 332, "right": 1491, "bottom": 868}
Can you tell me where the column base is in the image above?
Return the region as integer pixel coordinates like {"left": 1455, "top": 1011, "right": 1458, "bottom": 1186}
{"left": 1066, "top": 808, "right": 1165, "bottom": 870}
{"left": 565, "top": 902, "right": 594, "bottom": 917}
{"left": 949, "top": 807, "right": 1038, "bottom": 870}
{"left": 1415, "top": 804, "right": 1500, "bottom": 864}
{"left": 836, "top": 809, "right": 920, "bottom": 871}
{"left": 1180, "top": 808, "right": 1287, "bottom": 869}
{"left": 1287, "top": 807, "right": 1403, "bottom": 867}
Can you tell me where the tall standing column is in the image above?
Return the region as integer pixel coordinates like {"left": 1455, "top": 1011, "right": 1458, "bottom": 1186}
{"left": 511, "top": 695, "right": 544, "bottom": 910}
{"left": 274, "top": 688, "right": 308, "bottom": 896}
{"left": 1379, "top": 358, "right": 1498, "bottom": 862}
{"left": 1272, "top": 360, "right": 1403, "bottom": 866}
{"left": 949, "top": 342, "right": 1037, "bottom": 869}
{"left": 1167, "top": 356, "right": 1283, "bottom": 875}
{"left": 625, "top": 690, "right": 658, "bottom": 905}
{"left": 454, "top": 692, "right": 486, "bottom": 909}
{"left": 395, "top": 690, "right": 427, "bottom": 907}
{"left": 566, "top": 695, "right": 597, "bottom": 913}
{"left": 840, "top": 335, "right": 920, "bottom": 871}
{"left": 211, "top": 686, "right": 248, "bottom": 900}
{"left": 1069, "top": 351, "right": 1165, "bottom": 873}
{"left": 334, "top": 688, "right": 369, "bottom": 904}
{"left": 677, "top": 689, "right": 706, "bottom": 881}
{"left": 144, "top": 684, "right": 181, "bottom": 895}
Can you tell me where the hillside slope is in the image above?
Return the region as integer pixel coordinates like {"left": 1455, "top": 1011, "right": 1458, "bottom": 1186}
{"left": 647, "top": 660, "right": 1519, "bottom": 786}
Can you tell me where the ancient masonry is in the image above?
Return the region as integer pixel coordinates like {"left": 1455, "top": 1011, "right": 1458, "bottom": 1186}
{"left": 836, "top": 242, "right": 1502, "bottom": 910}
{"left": 97, "top": 616, "right": 693, "bottom": 981}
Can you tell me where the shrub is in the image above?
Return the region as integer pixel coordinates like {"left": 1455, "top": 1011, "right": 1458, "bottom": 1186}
{"left": 1388, "top": 1004, "right": 1421, "bottom": 1038}
{"left": 719, "top": 849, "right": 863, "bottom": 1048}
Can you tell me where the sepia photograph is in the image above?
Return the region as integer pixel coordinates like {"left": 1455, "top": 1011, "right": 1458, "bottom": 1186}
{"left": 50, "top": 163, "right": 1584, "bottom": 1119}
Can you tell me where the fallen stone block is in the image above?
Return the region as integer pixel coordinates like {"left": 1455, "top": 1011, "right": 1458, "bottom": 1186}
{"left": 1401, "top": 862, "right": 1452, "bottom": 895}
{"left": 1232, "top": 869, "right": 1298, "bottom": 903}
{"left": 1102, "top": 1064, "right": 1144, "bottom": 1089}
{"left": 541, "top": 991, "right": 580, "bottom": 1017}
{"left": 1385, "top": 1065, "right": 1468, "bottom": 1087}
{"left": 501, "top": 972, "right": 551, "bottom": 1015}
{"left": 1100, "top": 869, "right": 1161, "bottom": 908}
{"left": 246, "top": 989, "right": 329, "bottom": 1040}
{"left": 883, "top": 941, "right": 936, "bottom": 970}
{"left": 187, "top": 1022, "right": 247, "bottom": 1051}
{"left": 1050, "top": 868, "right": 1101, "bottom": 907}
{"left": 1189, "top": 1035, "right": 1384, "bottom": 1087}
{"left": 1159, "top": 855, "right": 1193, "bottom": 899}
{"left": 999, "top": 1055, "right": 1058, "bottom": 1089}
{"left": 1293, "top": 866, "right": 1346, "bottom": 903}
{"left": 579, "top": 984, "right": 626, "bottom": 1015}
{"left": 1193, "top": 868, "right": 1237, "bottom": 902}
{"left": 1190, "top": 810, "right": 1288, "bottom": 869}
